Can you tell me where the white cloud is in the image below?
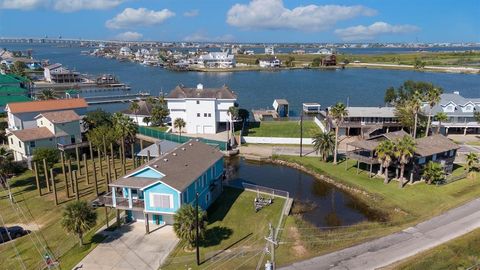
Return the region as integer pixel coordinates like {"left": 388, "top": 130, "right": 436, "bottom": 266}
{"left": 106, "top": 7, "right": 175, "bottom": 29}
{"left": 183, "top": 9, "right": 199, "bottom": 17}
{"left": 0, "top": 0, "right": 45, "bottom": 10}
{"left": 335, "top": 22, "right": 420, "bottom": 41}
{"left": 53, "top": 0, "right": 124, "bottom": 12}
{"left": 115, "top": 31, "right": 143, "bottom": 41}
{"left": 183, "top": 31, "right": 235, "bottom": 42}
{"left": 226, "top": 0, "right": 376, "bottom": 31}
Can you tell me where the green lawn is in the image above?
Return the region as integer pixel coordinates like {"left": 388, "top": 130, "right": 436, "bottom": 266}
{"left": 0, "top": 155, "right": 137, "bottom": 270}
{"left": 162, "top": 187, "right": 285, "bottom": 270}
{"left": 392, "top": 228, "right": 480, "bottom": 270}
{"left": 244, "top": 121, "right": 320, "bottom": 138}
{"left": 149, "top": 126, "right": 169, "bottom": 132}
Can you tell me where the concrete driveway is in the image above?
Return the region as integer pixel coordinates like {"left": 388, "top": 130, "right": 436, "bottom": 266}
{"left": 74, "top": 222, "right": 178, "bottom": 270}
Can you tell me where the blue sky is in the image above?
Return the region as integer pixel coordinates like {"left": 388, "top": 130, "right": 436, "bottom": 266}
{"left": 0, "top": 0, "right": 478, "bottom": 43}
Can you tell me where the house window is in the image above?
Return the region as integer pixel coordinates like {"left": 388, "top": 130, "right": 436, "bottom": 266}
{"left": 70, "top": 135, "right": 76, "bottom": 144}
{"left": 206, "top": 193, "right": 210, "bottom": 203}
{"left": 203, "top": 175, "right": 206, "bottom": 187}
{"left": 208, "top": 113, "right": 211, "bottom": 117}
{"left": 10, "top": 138, "right": 13, "bottom": 144}
{"left": 418, "top": 157, "right": 426, "bottom": 164}
{"left": 204, "top": 113, "right": 208, "bottom": 117}
{"left": 18, "top": 141, "right": 21, "bottom": 148}
{"left": 30, "top": 141, "right": 35, "bottom": 148}
{"left": 196, "top": 100, "right": 200, "bottom": 104}
{"left": 449, "top": 150, "right": 455, "bottom": 157}
{"left": 432, "top": 154, "right": 437, "bottom": 161}
{"left": 197, "top": 113, "right": 201, "bottom": 117}
{"left": 149, "top": 193, "right": 173, "bottom": 209}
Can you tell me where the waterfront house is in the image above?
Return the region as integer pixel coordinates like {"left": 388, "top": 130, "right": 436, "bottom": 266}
{"left": 259, "top": 57, "right": 281, "bottom": 68}
{"left": 346, "top": 130, "right": 459, "bottom": 181}
{"left": 1, "top": 57, "right": 42, "bottom": 70}
{"left": 303, "top": 103, "right": 321, "bottom": 114}
{"left": 165, "top": 84, "right": 237, "bottom": 134}
{"left": 5, "top": 98, "right": 88, "bottom": 131}
{"left": 122, "top": 100, "right": 153, "bottom": 126}
{"left": 422, "top": 91, "right": 480, "bottom": 135}
{"left": 273, "top": 99, "right": 289, "bottom": 117}
{"left": 8, "top": 110, "right": 83, "bottom": 162}
{"left": 43, "top": 63, "right": 82, "bottom": 83}
{"left": 197, "top": 52, "right": 236, "bottom": 68}
{"left": 265, "top": 46, "right": 275, "bottom": 55}
{"left": 119, "top": 47, "right": 133, "bottom": 57}
{"left": 321, "top": 54, "right": 337, "bottom": 66}
{"left": 104, "top": 140, "right": 224, "bottom": 232}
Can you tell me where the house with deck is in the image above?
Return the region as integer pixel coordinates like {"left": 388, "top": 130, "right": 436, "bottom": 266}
{"left": 43, "top": 63, "right": 82, "bottom": 83}
{"left": 104, "top": 140, "right": 224, "bottom": 233}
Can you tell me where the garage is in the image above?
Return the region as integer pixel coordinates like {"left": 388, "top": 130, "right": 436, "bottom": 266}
{"left": 203, "top": 125, "right": 214, "bottom": 134}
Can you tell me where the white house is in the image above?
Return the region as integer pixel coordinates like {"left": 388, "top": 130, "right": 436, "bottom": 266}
{"left": 197, "top": 52, "right": 236, "bottom": 68}
{"left": 122, "top": 100, "right": 153, "bottom": 126}
{"left": 119, "top": 47, "right": 132, "bottom": 56}
{"left": 259, "top": 57, "right": 281, "bottom": 68}
{"left": 43, "top": 63, "right": 82, "bottom": 83}
{"left": 265, "top": 46, "right": 275, "bottom": 55}
{"left": 165, "top": 84, "right": 237, "bottom": 134}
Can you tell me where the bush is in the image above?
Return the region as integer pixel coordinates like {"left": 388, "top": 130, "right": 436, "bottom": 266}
{"left": 32, "top": 148, "right": 60, "bottom": 168}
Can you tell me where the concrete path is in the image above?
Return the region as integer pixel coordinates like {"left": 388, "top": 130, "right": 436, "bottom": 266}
{"left": 74, "top": 223, "right": 178, "bottom": 270}
{"left": 280, "top": 198, "right": 480, "bottom": 270}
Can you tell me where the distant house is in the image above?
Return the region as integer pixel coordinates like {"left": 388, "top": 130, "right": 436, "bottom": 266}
{"left": 122, "top": 100, "right": 154, "bottom": 126}
{"left": 1, "top": 57, "right": 42, "bottom": 70}
{"left": 197, "top": 52, "right": 236, "bottom": 68}
{"left": 165, "top": 84, "right": 237, "bottom": 134}
{"left": 422, "top": 91, "right": 480, "bottom": 135}
{"left": 43, "top": 63, "right": 82, "bottom": 83}
{"left": 321, "top": 54, "right": 336, "bottom": 66}
{"left": 119, "top": 47, "right": 132, "bottom": 56}
{"left": 273, "top": 99, "right": 289, "bottom": 117}
{"left": 265, "top": 46, "right": 275, "bottom": 55}
{"left": 104, "top": 140, "right": 224, "bottom": 232}
{"left": 8, "top": 110, "right": 83, "bottom": 161}
{"left": 5, "top": 98, "right": 88, "bottom": 131}
{"left": 259, "top": 57, "right": 281, "bottom": 68}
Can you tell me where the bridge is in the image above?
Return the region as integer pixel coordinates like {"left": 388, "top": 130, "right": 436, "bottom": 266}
{"left": 0, "top": 37, "right": 161, "bottom": 47}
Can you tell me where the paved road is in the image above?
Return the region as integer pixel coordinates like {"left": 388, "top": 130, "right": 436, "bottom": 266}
{"left": 280, "top": 198, "right": 480, "bottom": 270}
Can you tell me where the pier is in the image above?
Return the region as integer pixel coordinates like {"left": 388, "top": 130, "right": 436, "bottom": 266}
{"left": 84, "top": 92, "right": 151, "bottom": 104}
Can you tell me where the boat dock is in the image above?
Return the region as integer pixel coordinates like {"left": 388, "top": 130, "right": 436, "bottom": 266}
{"left": 85, "top": 92, "right": 151, "bottom": 104}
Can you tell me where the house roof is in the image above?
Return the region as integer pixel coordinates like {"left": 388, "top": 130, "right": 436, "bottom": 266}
{"left": 9, "top": 127, "right": 54, "bottom": 142}
{"left": 415, "top": 134, "right": 460, "bottom": 157}
{"left": 121, "top": 100, "right": 153, "bottom": 116}
{"left": 0, "top": 86, "right": 28, "bottom": 95}
{"left": 0, "top": 74, "right": 29, "bottom": 84}
{"left": 6, "top": 98, "right": 87, "bottom": 113}
{"left": 44, "top": 63, "right": 62, "bottom": 70}
{"left": 137, "top": 140, "right": 180, "bottom": 157}
{"left": 0, "top": 95, "right": 32, "bottom": 107}
{"left": 426, "top": 92, "right": 480, "bottom": 116}
{"left": 274, "top": 99, "right": 289, "bottom": 105}
{"left": 345, "top": 106, "right": 396, "bottom": 118}
{"left": 36, "top": 110, "right": 81, "bottom": 123}
{"left": 166, "top": 85, "right": 237, "bottom": 100}
{"left": 110, "top": 177, "right": 157, "bottom": 189}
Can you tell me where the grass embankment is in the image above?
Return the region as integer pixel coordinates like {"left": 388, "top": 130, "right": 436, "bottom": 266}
{"left": 162, "top": 187, "right": 285, "bottom": 270}
{"left": 244, "top": 121, "right": 320, "bottom": 138}
{"left": 272, "top": 156, "right": 479, "bottom": 266}
{"left": 0, "top": 155, "right": 137, "bottom": 270}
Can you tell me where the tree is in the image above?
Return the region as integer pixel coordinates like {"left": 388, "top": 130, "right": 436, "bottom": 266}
{"left": 83, "top": 109, "right": 112, "bottom": 131}
{"left": 375, "top": 140, "right": 395, "bottom": 184}
{"left": 384, "top": 87, "right": 397, "bottom": 105}
{"left": 142, "top": 116, "right": 151, "bottom": 126}
{"left": 329, "top": 102, "right": 348, "bottom": 165}
{"left": 174, "top": 118, "right": 186, "bottom": 137}
{"left": 112, "top": 112, "right": 137, "bottom": 144}
{"left": 228, "top": 106, "right": 240, "bottom": 120}
{"left": 285, "top": 56, "right": 295, "bottom": 67}
{"left": 414, "top": 58, "right": 426, "bottom": 69}
{"left": 86, "top": 125, "right": 117, "bottom": 153}
{"left": 475, "top": 111, "right": 480, "bottom": 123}
{"left": 394, "top": 135, "right": 416, "bottom": 187}
{"left": 465, "top": 152, "right": 479, "bottom": 173}
{"left": 434, "top": 112, "right": 448, "bottom": 134}
{"left": 61, "top": 201, "right": 97, "bottom": 247}
{"left": 38, "top": 89, "right": 57, "bottom": 100}
{"left": 238, "top": 108, "right": 250, "bottom": 122}
{"left": 11, "top": 61, "right": 26, "bottom": 77}
{"left": 150, "top": 105, "right": 169, "bottom": 127}
{"left": 129, "top": 101, "right": 141, "bottom": 124}
{"left": 32, "top": 148, "right": 60, "bottom": 168}
{"left": 173, "top": 204, "right": 207, "bottom": 249}
{"left": 311, "top": 57, "right": 322, "bottom": 67}
{"left": 410, "top": 90, "right": 423, "bottom": 138}
{"left": 422, "top": 161, "right": 444, "bottom": 185}
{"left": 424, "top": 88, "right": 442, "bottom": 137}
{"left": 312, "top": 131, "right": 335, "bottom": 162}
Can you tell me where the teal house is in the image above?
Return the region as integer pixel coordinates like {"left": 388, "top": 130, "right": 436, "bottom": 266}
{"left": 105, "top": 140, "right": 224, "bottom": 232}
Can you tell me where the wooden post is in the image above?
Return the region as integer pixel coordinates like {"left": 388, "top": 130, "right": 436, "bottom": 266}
{"left": 83, "top": 153, "right": 90, "bottom": 185}
{"left": 105, "top": 206, "right": 109, "bottom": 228}
{"left": 106, "top": 171, "right": 110, "bottom": 186}
{"left": 147, "top": 150, "right": 151, "bottom": 162}
{"left": 107, "top": 155, "right": 112, "bottom": 184}
{"left": 97, "top": 148, "right": 103, "bottom": 176}
{"left": 43, "top": 159, "right": 51, "bottom": 192}
{"left": 144, "top": 213, "right": 149, "bottom": 234}
{"left": 93, "top": 161, "right": 99, "bottom": 196}
{"left": 68, "top": 160, "right": 75, "bottom": 195}
{"left": 33, "top": 162, "right": 42, "bottom": 196}
{"left": 110, "top": 143, "right": 115, "bottom": 171}
{"left": 73, "top": 170, "right": 79, "bottom": 201}
{"left": 50, "top": 168, "right": 58, "bottom": 206}
{"left": 61, "top": 152, "right": 69, "bottom": 198}
{"left": 75, "top": 145, "right": 82, "bottom": 176}
{"left": 116, "top": 209, "right": 120, "bottom": 227}
{"left": 89, "top": 141, "right": 94, "bottom": 161}
{"left": 113, "top": 168, "right": 118, "bottom": 181}
{"left": 131, "top": 143, "right": 135, "bottom": 168}
{"left": 102, "top": 135, "right": 107, "bottom": 160}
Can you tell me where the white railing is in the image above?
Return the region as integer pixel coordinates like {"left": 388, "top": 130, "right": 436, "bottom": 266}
{"left": 314, "top": 116, "right": 327, "bottom": 132}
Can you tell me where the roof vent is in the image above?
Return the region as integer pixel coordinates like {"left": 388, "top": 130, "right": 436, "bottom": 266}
{"left": 189, "top": 143, "right": 193, "bottom": 146}
{"left": 453, "top": 91, "right": 460, "bottom": 95}
{"left": 195, "top": 138, "right": 200, "bottom": 142}
{"left": 163, "top": 158, "right": 168, "bottom": 162}
{"left": 181, "top": 147, "right": 186, "bottom": 151}
{"left": 173, "top": 153, "right": 177, "bottom": 156}
{"left": 197, "top": 83, "right": 203, "bottom": 90}
{"left": 153, "top": 164, "right": 158, "bottom": 168}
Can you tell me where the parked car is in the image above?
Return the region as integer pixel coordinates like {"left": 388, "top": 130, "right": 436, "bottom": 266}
{"left": 0, "top": 226, "right": 28, "bottom": 243}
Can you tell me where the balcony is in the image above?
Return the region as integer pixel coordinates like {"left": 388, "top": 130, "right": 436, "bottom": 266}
{"left": 103, "top": 192, "right": 145, "bottom": 210}
{"left": 57, "top": 141, "right": 90, "bottom": 151}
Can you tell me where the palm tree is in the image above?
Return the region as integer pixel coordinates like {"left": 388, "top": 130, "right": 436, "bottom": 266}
{"left": 410, "top": 91, "right": 423, "bottom": 138}
{"left": 61, "top": 201, "right": 97, "bottom": 247}
{"left": 129, "top": 101, "right": 140, "bottom": 124}
{"left": 329, "top": 102, "right": 348, "bottom": 165}
{"left": 434, "top": 112, "right": 448, "bottom": 134}
{"left": 174, "top": 118, "right": 186, "bottom": 137}
{"left": 112, "top": 112, "right": 137, "bottom": 163}
{"left": 312, "top": 131, "right": 335, "bottom": 162}
{"left": 394, "top": 135, "right": 416, "bottom": 188}
{"left": 424, "top": 88, "right": 442, "bottom": 137}
{"left": 423, "top": 161, "right": 444, "bottom": 185}
{"left": 465, "top": 152, "right": 479, "bottom": 173}
{"left": 173, "top": 204, "right": 207, "bottom": 249}
{"left": 375, "top": 140, "right": 395, "bottom": 184}
{"left": 142, "top": 116, "right": 151, "bottom": 126}
{"left": 38, "top": 89, "right": 57, "bottom": 100}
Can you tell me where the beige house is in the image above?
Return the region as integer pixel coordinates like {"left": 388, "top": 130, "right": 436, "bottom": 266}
{"left": 8, "top": 110, "right": 82, "bottom": 162}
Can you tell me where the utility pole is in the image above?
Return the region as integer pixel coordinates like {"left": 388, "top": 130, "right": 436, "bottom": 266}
{"left": 195, "top": 192, "right": 200, "bottom": 266}
{"left": 299, "top": 112, "right": 303, "bottom": 157}
{"left": 265, "top": 223, "right": 277, "bottom": 270}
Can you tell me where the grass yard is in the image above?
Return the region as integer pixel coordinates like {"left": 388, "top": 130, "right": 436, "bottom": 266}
{"left": 0, "top": 154, "right": 138, "bottom": 270}
{"left": 244, "top": 121, "right": 320, "bottom": 138}
{"left": 162, "top": 187, "right": 285, "bottom": 270}
{"left": 150, "top": 126, "right": 169, "bottom": 132}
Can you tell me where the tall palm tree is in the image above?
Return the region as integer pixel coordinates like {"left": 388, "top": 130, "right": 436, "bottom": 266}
{"left": 38, "top": 89, "right": 57, "bottom": 100}
{"left": 329, "top": 102, "right": 348, "bottom": 165}
{"left": 129, "top": 101, "right": 140, "bottom": 124}
{"left": 423, "top": 161, "right": 444, "bottom": 185}
{"left": 61, "top": 201, "right": 97, "bottom": 247}
{"left": 112, "top": 112, "right": 137, "bottom": 163}
{"left": 174, "top": 118, "right": 186, "bottom": 137}
{"left": 375, "top": 140, "right": 395, "bottom": 184}
{"left": 312, "top": 131, "right": 335, "bottom": 162}
{"left": 173, "top": 204, "right": 207, "bottom": 249}
{"left": 424, "top": 88, "right": 442, "bottom": 137}
{"left": 394, "top": 135, "right": 416, "bottom": 188}
{"left": 410, "top": 91, "right": 423, "bottom": 138}
{"left": 434, "top": 112, "right": 449, "bottom": 134}
{"left": 465, "top": 152, "right": 479, "bottom": 173}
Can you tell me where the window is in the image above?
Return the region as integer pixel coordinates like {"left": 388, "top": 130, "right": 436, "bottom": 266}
{"left": 418, "top": 157, "right": 426, "bottom": 164}
{"left": 208, "top": 113, "right": 211, "bottom": 117}
{"left": 10, "top": 138, "right": 13, "bottom": 144}
{"left": 70, "top": 135, "right": 76, "bottom": 144}
{"left": 206, "top": 193, "right": 210, "bottom": 203}
{"left": 18, "top": 141, "right": 21, "bottom": 148}
{"left": 197, "top": 113, "right": 200, "bottom": 117}
{"left": 432, "top": 154, "right": 437, "bottom": 161}
{"left": 203, "top": 175, "right": 206, "bottom": 187}
{"left": 149, "top": 193, "right": 173, "bottom": 209}
{"left": 30, "top": 141, "right": 35, "bottom": 148}
{"left": 204, "top": 113, "right": 208, "bottom": 117}
{"left": 196, "top": 100, "right": 200, "bottom": 104}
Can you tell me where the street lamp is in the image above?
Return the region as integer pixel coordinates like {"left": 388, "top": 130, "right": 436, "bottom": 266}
{"left": 195, "top": 192, "right": 200, "bottom": 265}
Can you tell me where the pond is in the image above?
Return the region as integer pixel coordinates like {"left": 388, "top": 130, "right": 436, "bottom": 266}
{"left": 225, "top": 158, "right": 383, "bottom": 228}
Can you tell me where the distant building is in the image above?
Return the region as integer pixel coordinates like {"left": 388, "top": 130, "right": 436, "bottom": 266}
{"left": 265, "top": 46, "right": 275, "bottom": 55}
{"left": 197, "top": 52, "right": 236, "bottom": 68}
{"left": 273, "top": 99, "right": 289, "bottom": 117}
{"left": 259, "top": 57, "right": 281, "bottom": 68}
{"left": 43, "top": 63, "right": 82, "bottom": 83}
{"left": 165, "top": 83, "right": 237, "bottom": 134}
{"left": 0, "top": 57, "right": 42, "bottom": 70}
{"left": 321, "top": 54, "right": 336, "bottom": 66}
{"left": 119, "top": 47, "right": 132, "bottom": 56}
{"left": 122, "top": 100, "right": 154, "bottom": 126}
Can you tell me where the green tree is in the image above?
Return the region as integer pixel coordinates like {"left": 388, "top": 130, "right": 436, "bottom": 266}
{"left": 384, "top": 87, "right": 397, "bottom": 105}
{"left": 434, "top": 112, "right": 449, "bottom": 134}
{"left": 329, "top": 102, "right": 348, "bottom": 165}
{"left": 38, "top": 89, "right": 57, "bottom": 100}
{"left": 61, "top": 201, "right": 97, "bottom": 247}
{"left": 112, "top": 112, "right": 137, "bottom": 144}
{"left": 83, "top": 109, "right": 112, "bottom": 131}
{"left": 238, "top": 109, "right": 250, "bottom": 122}
{"left": 173, "top": 204, "right": 207, "bottom": 249}
{"left": 410, "top": 90, "right": 423, "bottom": 138}
{"left": 422, "top": 161, "right": 444, "bottom": 185}
{"left": 465, "top": 152, "right": 479, "bottom": 173}
{"left": 142, "top": 116, "right": 151, "bottom": 126}
{"left": 424, "top": 88, "right": 442, "bottom": 137}
{"left": 375, "top": 140, "right": 395, "bottom": 184}
{"left": 311, "top": 57, "right": 322, "bottom": 67}
{"left": 32, "top": 148, "right": 60, "bottom": 168}
{"left": 285, "top": 56, "right": 295, "bottom": 67}
{"left": 11, "top": 61, "right": 26, "bottom": 77}
{"left": 129, "top": 101, "right": 141, "bottom": 124}
{"left": 474, "top": 111, "right": 480, "bottom": 123}
{"left": 150, "top": 105, "right": 169, "bottom": 127}
{"left": 394, "top": 135, "right": 416, "bottom": 187}
{"left": 86, "top": 125, "right": 118, "bottom": 153}
{"left": 312, "top": 131, "right": 335, "bottom": 162}
{"left": 174, "top": 118, "right": 186, "bottom": 137}
{"left": 414, "top": 58, "right": 426, "bottom": 69}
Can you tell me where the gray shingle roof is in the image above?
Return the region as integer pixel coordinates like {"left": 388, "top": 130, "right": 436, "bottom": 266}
{"left": 166, "top": 85, "right": 237, "bottom": 100}
{"left": 137, "top": 140, "right": 180, "bottom": 157}
{"left": 425, "top": 92, "right": 480, "bottom": 116}
{"left": 346, "top": 107, "right": 396, "bottom": 118}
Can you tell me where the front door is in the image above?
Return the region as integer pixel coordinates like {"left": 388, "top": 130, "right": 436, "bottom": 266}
{"left": 153, "top": 214, "right": 163, "bottom": 225}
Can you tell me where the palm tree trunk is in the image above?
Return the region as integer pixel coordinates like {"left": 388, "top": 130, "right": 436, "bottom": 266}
{"left": 425, "top": 114, "right": 431, "bottom": 137}
{"left": 413, "top": 112, "right": 418, "bottom": 138}
{"left": 437, "top": 121, "right": 442, "bottom": 134}
{"left": 78, "top": 233, "right": 83, "bottom": 247}
{"left": 399, "top": 164, "right": 405, "bottom": 188}
{"left": 333, "top": 126, "right": 339, "bottom": 165}
{"left": 384, "top": 166, "right": 389, "bottom": 184}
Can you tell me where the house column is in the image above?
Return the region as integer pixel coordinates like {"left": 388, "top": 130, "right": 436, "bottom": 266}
{"left": 464, "top": 126, "right": 468, "bottom": 136}
{"left": 128, "top": 188, "right": 133, "bottom": 208}
{"left": 111, "top": 187, "right": 116, "bottom": 207}
{"left": 144, "top": 213, "right": 150, "bottom": 234}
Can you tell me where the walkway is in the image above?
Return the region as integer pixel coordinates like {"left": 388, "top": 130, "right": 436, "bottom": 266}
{"left": 280, "top": 198, "right": 480, "bottom": 270}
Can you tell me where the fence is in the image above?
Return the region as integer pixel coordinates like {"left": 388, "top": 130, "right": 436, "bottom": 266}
{"left": 242, "top": 182, "right": 290, "bottom": 199}
{"left": 314, "top": 116, "right": 328, "bottom": 133}
{"left": 137, "top": 126, "right": 228, "bottom": 151}
{"left": 242, "top": 136, "right": 313, "bottom": 145}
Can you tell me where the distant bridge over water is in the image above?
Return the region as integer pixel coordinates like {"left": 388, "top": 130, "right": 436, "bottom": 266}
{"left": 0, "top": 37, "right": 160, "bottom": 46}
